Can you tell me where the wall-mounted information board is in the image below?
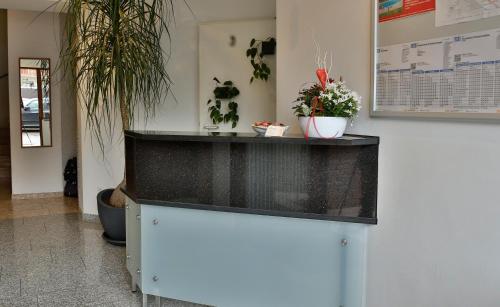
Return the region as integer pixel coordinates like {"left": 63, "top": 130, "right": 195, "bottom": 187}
{"left": 372, "top": 0, "right": 500, "bottom": 120}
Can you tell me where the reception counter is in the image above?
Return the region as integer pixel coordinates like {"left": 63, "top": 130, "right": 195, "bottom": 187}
{"left": 123, "top": 131, "right": 379, "bottom": 307}
{"left": 124, "top": 130, "right": 379, "bottom": 224}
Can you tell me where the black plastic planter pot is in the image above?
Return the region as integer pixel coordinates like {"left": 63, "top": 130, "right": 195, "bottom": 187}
{"left": 261, "top": 38, "right": 276, "bottom": 55}
{"left": 97, "top": 189, "right": 126, "bottom": 246}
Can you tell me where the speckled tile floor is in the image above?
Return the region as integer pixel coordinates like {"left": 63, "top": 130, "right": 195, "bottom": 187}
{"left": 0, "top": 181, "right": 207, "bottom": 307}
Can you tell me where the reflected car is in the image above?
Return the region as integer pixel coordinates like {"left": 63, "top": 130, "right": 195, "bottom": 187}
{"left": 21, "top": 98, "right": 50, "bottom": 131}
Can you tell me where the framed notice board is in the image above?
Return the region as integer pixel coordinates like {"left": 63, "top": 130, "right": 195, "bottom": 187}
{"left": 371, "top": 0, "right": 500, "bottom": 120}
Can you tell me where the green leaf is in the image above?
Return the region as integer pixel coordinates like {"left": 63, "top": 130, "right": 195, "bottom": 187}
{"left": 207, "top": 78, "right": 240, "bottom": 129}
{"left": 207, "top": 99, "right": 212, "bottom": 105}
{"left": 250, "top": 39, "right": 256, "bottom": 47}
{"left": 58, "top": 0, "right": 180, "bottom": 151}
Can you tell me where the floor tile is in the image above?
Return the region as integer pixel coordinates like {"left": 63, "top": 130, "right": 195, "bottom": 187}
{"left": 0, "top": 276, "right": 21, "bottom": 299}
{"left": 0, "top": 181, "right": 210, "bottom": 307}
{"left": 37, "top": 287, "right": 84, "bottom": 307}
{"left": 0, "top": 296, "right": 38, "bottom": 307}
{"left": 85, "top": 302, "right": 116, "bottom": 307}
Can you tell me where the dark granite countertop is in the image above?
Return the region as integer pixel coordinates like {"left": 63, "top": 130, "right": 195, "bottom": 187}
{"left": 125, "top": 130, "right": 379, "bottom": 146}
{"left": 124, "top": 130, "right": 379, "bottom": 225}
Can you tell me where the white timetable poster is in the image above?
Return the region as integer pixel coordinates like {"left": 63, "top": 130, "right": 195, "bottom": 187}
{"left": 376, "top": 27, "right": 500, "bottom": 113}
{"left": 436, "top": 0, "right": 500, "bottom": 27}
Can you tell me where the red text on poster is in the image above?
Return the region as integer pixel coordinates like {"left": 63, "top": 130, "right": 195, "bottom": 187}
{"left": 379, "top": 0, "right": 435, "bottom": 23}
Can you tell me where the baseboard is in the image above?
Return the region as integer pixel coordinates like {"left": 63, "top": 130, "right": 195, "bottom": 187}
{"left": 11, "top": 192, "right": 64, "bottom": 200}
{"left": 82, "top": 213, "right": 100, "bottom": 223}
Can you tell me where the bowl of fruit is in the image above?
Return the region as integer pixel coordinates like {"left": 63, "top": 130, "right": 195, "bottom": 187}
{"left": 252, "top": 121, "right": 289, "bottom": 135}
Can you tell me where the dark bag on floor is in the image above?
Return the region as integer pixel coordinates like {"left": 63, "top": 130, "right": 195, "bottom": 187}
{"left": 64, "top": 157, "right": 78, "bottom": 198}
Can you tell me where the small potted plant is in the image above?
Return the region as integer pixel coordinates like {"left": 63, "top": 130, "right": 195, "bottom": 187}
{"left": 293, "top": 57, "right": 361, "bottom": 138}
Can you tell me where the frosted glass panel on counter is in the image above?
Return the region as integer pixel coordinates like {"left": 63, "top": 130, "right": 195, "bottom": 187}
{"left": 140, "top": 205, "right": 367, "bottom": 307}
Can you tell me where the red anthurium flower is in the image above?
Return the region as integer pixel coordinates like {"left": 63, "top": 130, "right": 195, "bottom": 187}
{"left": 316, "top": 68, "right": 328, "bottom": 90}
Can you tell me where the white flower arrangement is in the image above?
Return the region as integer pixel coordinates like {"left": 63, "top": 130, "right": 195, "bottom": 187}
{"left": 293, "top": 79, "right": 362, "bottom": 119}
{"left": 292, "top": 46, "right": 362, "bottom": 119}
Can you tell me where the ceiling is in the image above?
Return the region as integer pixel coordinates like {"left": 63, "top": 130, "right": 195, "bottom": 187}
{"left": 184, "top": 0, "right": 276, "bottom": 22}
{"left": 0, "top": 0, "right": 275, "bottom": 17}
{"left": 0, "top": 0, "right": 64, "bottom": 12}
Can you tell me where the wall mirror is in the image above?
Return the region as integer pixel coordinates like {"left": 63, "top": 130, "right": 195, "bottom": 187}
{"left": 19, "top": 58, "right": 52, "bottom": 147}
{"left": 372, "top": 0, "right": 500, "bottom": 120}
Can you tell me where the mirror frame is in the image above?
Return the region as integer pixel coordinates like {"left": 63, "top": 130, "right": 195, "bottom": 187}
{"left": 369, "top": 0, "right": 500, "bottom": 121}
{"left": 19, "top": 57, "right": 53, "bottom": 148}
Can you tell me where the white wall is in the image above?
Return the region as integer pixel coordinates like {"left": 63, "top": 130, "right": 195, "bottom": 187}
{"left": 79, "top": 0, "right": 276, "bottom": 215}
{"left": 134, "top": 0, "right": 277, "bottom": 131}
{"left": 199, "top": 19, "right": 276, "bottom": 132}
{"left": 77, "top": 106, "right": 124, "bottom": 214}
{"left": 277, "top": 1, "right": 500, "bottom": 306}
{"left": 7, "top": 10, "right": 67, "bottom": 195}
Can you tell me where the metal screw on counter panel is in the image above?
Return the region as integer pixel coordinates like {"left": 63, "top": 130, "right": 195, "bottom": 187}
{"left": 127, "top": 255, "right": 131, "bottom": 259}
{"left": 153, "top": 219, "right": 159, "bottom": 225}
{"left": 341, "top": 239, "right": 348, "bottom": 247}
{"left": 136, "top": 269, "right": 141, "bottom": 275}
{"left": 136, "top": 215, "right": 141, "bottom": 220}
{"left": 153, "top": 276, "right": 159, "bottom": 282}
{"left": 126, "top": 205, "right": 129, "bottom": 209}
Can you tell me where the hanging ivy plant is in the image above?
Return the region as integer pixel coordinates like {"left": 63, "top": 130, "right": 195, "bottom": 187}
{"left": 207, "top": 78, "right": 240, "bottom": 128}
{"left": 246, "top": 37, "right": 276, "bottom": 83}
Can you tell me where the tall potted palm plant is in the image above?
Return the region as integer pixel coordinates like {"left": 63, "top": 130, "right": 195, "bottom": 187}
{"left": 57, "top": 0, "right": 177, "bottom": 243}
